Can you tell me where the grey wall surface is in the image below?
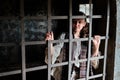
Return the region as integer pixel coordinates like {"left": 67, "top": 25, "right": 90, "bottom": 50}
{"left": 114, "top": 0, "right": 120, "bottom": 80}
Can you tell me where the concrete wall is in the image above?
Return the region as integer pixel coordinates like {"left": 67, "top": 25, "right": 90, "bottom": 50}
{"left": 114, "top": 0, "right": 120, "bottom": 80}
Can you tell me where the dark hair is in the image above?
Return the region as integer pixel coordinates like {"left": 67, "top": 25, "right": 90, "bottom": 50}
{"left": 76, "top": 11, "right": 86, "bottom": 15}
{"left": 80, "top": 23, "right": 89, "bottom": 38}
{"left": 73, "top": 11, "right": 87, "bottom": 22}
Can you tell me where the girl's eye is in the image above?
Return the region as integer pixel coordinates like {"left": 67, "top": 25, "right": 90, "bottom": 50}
{"left": 78, "top": 21, "right": 81, "bottom": 23}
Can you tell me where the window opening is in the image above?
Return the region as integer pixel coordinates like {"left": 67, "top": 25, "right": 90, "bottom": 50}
{"left": 0, "top": 0, "right": 110, "bottom": 80}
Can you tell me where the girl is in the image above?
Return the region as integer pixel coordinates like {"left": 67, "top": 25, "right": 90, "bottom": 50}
{"left": 45, "top": 11, "right": 101, "bottom": 80}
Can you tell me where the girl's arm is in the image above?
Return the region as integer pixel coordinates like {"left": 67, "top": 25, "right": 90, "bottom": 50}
{"left": 45, "top": 33, "right": 66, "bottom": 64}
{"left": 91, "top": 35, "right": 101, "bottom": 69}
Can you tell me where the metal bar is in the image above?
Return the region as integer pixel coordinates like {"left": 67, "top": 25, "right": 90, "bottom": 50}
{"left": 77, "top": 73, "right": 102, "bottom": 80}
{"left": 25, "top": 41, "right": 46, "bottom": 45}
{"left": 19, "top": 15, "right": 102, "bottom": 20}
{"left": 0, "top": 65, "right": 47, "bottom": 77}
{"left": 24, "top": 16, "right": 68, "bottom": 20}
{"left": 103, "top": 0, "right": 110, "bottom": 80}
{"left": 25, "top": 16, "right": 47, "bottom": 20}
{"left": 47, "top": 41, "right": 52, "bottom": 80}
{"left": 20, "top": 0, "right": 26, "bottom": 80}
{"left": 68, "top": 0, "right": 72, "bottom": 80}
{"left": 0, "top": 53, "right": 104, "bottom": 77}
{"left": 0, "top": 70, "right": 21, "bottom": 77}
{"left": 76, "top": 78, "right": 86, "bottom": 80}
{"left": 92, "top": 15, "right": 102, "bottom": 18}
{"left": 50, "top": 16, "right": 68, "bottom": 19}
{"left": 0, "top": 43, "right": 18, "bottom": 46}
{"left": 47, "top": 0, "right": 52, "bottom": 80}
{"left": 51, "top": 62, "right": 68, "bottom": 67}
{"left": 0, "top": 36, "right": 106, "bottom": 46}
{"left": 26, "top": 65, "right": 47, "bottom": 72}
{"left": 0, "top": 16, "right": 18, "bottom": 20}
{"left": 21, "top": 15, "right": 26, "bottom": 80}
{"left": 0, "top": 15, "right": 102, "bottom": 20}
{"left": 86, "top": 0, "right": 93, "bottom": 80}
{"left": 72, "top": 15, "right": 102, "bottom": 19}
{"left": 88, "top": 74, "right": 103, "bottom": 79}
{"left": 71, "top": 36, "right": 106, "bottom": 42}
{"left": 90, "top": 56, "right": 104, "bottom": 60}
{"left": 47, "top": 0, "right": 52, "bottom": 32}
{"left": 52, "top": 55, "right": 104, "bottom": 67}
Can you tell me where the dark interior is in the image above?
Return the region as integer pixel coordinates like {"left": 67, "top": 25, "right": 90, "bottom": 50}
{"left": 0, "top": 0, "right": 116, "bottom": 80}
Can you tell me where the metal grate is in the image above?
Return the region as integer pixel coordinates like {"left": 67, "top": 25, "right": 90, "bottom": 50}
{"left": 0, "top": 0, "right": 110, "bottom": 80}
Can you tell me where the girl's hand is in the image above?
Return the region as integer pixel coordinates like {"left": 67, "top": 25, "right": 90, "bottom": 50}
{"left": 45, "top": 32, "right": 54, "bottom": 56}
{"left": 45, "top": 31, "right": 54, "bottom": 41}
{"left": 92, "top": 35, "right": 101, "bottom": 56}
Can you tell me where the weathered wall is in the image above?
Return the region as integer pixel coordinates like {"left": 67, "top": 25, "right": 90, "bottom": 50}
{"left": 0, "top": 0, "right": 68, "bottom": 71}
{"left": 114, "top": 0, "right": 120, "bottom": 80}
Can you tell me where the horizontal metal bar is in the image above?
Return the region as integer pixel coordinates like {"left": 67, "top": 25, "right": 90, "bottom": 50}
{"left": 89, "top": 74, "right": 103, "bottom": 79}
{"left": 71, "top": 56, "right": 104, "bottom": 64}
{"left": 92, "top": 15, "right": 102, "bottom": 18}
{"left": 76, "top": 78, "right": 86, "bottom": 80}
{"left": 0, "top": 70, "right": 21, "bottom": 77}
{"left": 26, "top": 65, "right": 47, "bottom": 72}
{"left": 0, "top": 16, "right": 18, "bottom": 20}
{"left": 47, "top": 39, "right": 69, "bottom": 44}
{"left": 90, "top": 56, "right": 104, "bottom": 60}
{"left": 25, "top": 41, "right": 46, "bottom": 45}
{"left": 25, "top": 16, "right": 47, "bottom": 20}
{"left": 45, "top": 36, "right": 108, "bottom": 44}
{"left": 0, "top": 65, "right": 47, "bottom": 77}
{"left": 50, "top": 55, "right": 104, "bottom": 68}
{"left": 0, "top": 43, "right": 18, "bottom": 46}
{"left": 72, "top": 36, "right": 107, "bottom": 42}
{"left": 51, "top": 62, "right": 68, "bottom": 67}
{"left": 76, "top": 74, "right": 103, "bottom": 80}
{"left": 71, "top": 59, "right": 87, "bottom": 64}
{"left": 0, "top": 36, "right": 108, "bottom": 46}
{"left": 72, "top": 15, "right": 102, "bottom": 19}
{"left": 0, "top": 56, "right": 104, "bottom": 77}
{"left": 0, "top": 15, "right": 102, "bottom": 20}
{"left": 25, "top": 40, "right": 68, "bottom": 45}
{"left": 50, "top": 16, "right": 68, "bottom": 19}
{"left": 0, "top": 41, "right": 46, "bottom": 46}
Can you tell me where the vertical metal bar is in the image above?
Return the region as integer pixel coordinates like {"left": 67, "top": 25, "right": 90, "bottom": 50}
{"left": 47, "top": 0, "right": 52, "bottom": 80}
{"left": 20, "top": 0, "right": 26, "bottom": 80}
{"left": 103, "top": 0, "right": 110, "bottom": 80}
{"left": 68, "top": 0, "right": 72, "bottom": 80}
{"left": 48, "top": 41, "right": 52, "bottom": 80}
{"left": 48, "top": 0, "right": 52, "bottom": 31}
{"left": 86, "top": 0, "right": 93, "bottom": 80}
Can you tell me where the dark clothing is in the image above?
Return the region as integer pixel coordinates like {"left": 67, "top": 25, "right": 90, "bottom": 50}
{"left": 45, "top": 33, "right": 100, "bottom": 80}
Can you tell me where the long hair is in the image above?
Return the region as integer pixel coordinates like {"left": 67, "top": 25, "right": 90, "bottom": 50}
{"left": 80, "top": 22, "right": 89, "bottom": 38}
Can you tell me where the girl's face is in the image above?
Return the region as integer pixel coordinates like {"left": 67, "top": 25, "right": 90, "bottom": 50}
{"left": 72, "top": 19, "right": 86, "bottom": 33}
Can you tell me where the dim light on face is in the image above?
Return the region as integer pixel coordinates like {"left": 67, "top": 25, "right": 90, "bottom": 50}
{"left": 72, "top": 19, "right": 86, "bottom": 33}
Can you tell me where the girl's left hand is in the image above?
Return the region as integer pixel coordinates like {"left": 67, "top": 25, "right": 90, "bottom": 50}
{"left": 92, "top": 35, "right": 101, "bottom": 56}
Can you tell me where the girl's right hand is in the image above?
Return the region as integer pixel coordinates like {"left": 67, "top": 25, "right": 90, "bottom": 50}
{"left": 45, "top": 31, "right": 54, "bottom": 41}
